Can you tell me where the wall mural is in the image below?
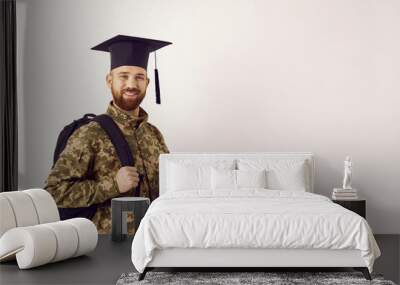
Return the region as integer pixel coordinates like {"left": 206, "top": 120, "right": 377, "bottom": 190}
{"left": 45, "top": 35, "right": 172, "bottom": 234}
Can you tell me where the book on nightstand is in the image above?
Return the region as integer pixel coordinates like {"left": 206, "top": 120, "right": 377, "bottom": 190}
{"left": 332, "top": 188, "right": 358, "bottom": 200}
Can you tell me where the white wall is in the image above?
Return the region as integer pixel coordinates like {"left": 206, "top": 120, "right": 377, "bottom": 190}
{"left": 16, "top": 0, "right": 400, "bottom": 234}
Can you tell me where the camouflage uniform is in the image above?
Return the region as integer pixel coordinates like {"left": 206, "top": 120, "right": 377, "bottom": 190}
{"left": 44, "top": 101, "right": 169, "bottom": 234}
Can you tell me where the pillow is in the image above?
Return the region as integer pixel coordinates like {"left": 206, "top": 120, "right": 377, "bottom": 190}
{"left": 168, "top": 162, "right": 211, "bottom": 191}
{"left": 238, "top": 159, "right": 307, "bottom": 191}
{"left": 267, "top": 165, "right": 306, "bottom": 191}
{"left": 167, "top": 159, "right": 235, "bottom": 192}
{"left": 236, "top": 169, "right": 267, "bottom": 188}
{"left": 211, "top": 168, "right": 236, "bottom": 190}
{"left": 211, "top": 168, "right": 268, "bottom": 190}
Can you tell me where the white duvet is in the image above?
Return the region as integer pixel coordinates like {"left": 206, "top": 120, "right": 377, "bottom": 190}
{"left": 131, "top": 189, "right": 380, "bottom": 273}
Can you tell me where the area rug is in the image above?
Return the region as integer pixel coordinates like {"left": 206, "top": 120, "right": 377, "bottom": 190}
{"left": 116, "top": 271, "right": 396, "bottom": 285}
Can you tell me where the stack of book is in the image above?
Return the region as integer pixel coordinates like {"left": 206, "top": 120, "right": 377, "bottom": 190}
{"left": 332, "top": 188, "right": 358, "bottom": 200}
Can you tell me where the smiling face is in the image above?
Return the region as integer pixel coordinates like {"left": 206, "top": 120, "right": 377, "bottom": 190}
{"left": 106, "top": 65, "right": 150, "bottom": 112}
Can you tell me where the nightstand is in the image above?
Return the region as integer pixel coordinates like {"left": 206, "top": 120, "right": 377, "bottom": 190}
{"left": 332, "top": 199, "right": 366, "bottom": 219}
{"left": 111, "top": 197, "right": 150, "bottom": 242}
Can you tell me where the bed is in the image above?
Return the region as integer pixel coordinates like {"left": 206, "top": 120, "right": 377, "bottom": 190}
{"left": 131, "top": 152, "right": 381, "bottom": 280}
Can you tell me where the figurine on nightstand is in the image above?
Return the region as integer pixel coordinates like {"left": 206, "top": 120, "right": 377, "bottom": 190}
{"left": 342, "top": 155, "right": 352, "bottom": 190}
{"left": 332, "top": 156, "right": 358, "bottom": 200}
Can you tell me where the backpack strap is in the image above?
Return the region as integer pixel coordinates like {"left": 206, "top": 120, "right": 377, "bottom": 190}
{"left": 93, "top": 115, "right": 141, "bottom": 197}
{"left": 93, "top": 114, "right": 135, "bottom": 167}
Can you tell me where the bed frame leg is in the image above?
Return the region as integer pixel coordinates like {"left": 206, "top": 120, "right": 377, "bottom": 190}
{"left": 138, "top": 268, "right": 148, "bottom": 281}
{"left": 354, "top": 267, "right": 371, "bottom": 280}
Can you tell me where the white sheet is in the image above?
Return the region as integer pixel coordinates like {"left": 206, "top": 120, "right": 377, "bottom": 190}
{"left": 131, "top": 189, "right": 380, "bottom": 273}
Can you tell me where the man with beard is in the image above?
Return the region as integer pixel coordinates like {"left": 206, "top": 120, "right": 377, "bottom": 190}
{"left": 45, "top": 35, "right": 171, "bottom": 234}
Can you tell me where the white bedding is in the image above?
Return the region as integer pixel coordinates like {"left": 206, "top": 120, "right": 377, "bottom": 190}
{"left": 131, "top": 189, "right": 380, "bottom": 273}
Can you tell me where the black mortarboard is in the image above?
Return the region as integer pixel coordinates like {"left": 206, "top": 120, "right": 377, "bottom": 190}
{"left": 91, "top": 35, "right": 172, "bottom": 104}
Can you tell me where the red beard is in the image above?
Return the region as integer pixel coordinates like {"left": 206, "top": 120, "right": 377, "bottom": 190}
{"left": 112, "top": 88, "right": 145, "bottom": 111}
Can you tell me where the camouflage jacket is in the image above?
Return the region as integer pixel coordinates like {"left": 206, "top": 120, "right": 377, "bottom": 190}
{"left": 44, "top": 101, "right": 169, "bottom": 234}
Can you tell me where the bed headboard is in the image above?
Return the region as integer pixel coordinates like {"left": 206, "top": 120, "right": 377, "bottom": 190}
{"left": 158, "top": 152, "right": 314, "bottom": 196}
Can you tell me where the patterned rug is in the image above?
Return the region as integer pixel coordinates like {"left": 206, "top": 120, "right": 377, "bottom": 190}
{"left": 116, "top": 271, "right": 396, "bottom": 285}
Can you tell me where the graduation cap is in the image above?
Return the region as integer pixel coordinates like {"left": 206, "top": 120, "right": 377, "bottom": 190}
{"left": 91, "top": 35, "right": 172, "bottom": 104}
